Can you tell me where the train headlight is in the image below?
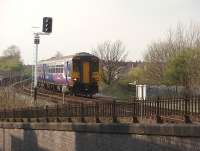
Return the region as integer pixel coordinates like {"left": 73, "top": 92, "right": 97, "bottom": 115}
{"left": 92, "top": 78, "right": 98, "bottom": 81}
{"left": 92, "top": 72, "right": 99, "bottom": 81}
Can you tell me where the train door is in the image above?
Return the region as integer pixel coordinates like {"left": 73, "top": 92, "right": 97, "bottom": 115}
{"left": 82, "top": 62, "right": 90, "bottom": 83}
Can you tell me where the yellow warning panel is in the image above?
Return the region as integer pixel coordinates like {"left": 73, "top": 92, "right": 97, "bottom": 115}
{"left": 83, "top": 62, "right": 90, "bottom": 83}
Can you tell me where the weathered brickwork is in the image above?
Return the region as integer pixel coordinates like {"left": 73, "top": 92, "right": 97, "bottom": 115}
{"left": 0, "top": 123, "right": 199, "bottom": 151}
{"left": 0, "top": 129, "right": 76, "bottom": 151}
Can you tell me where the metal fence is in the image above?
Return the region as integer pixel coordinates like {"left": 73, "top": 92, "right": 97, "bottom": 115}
{"left": 0, "top": 74, "right": 25, "bottom": 87}
{"left": 0, "top": 96, "right": 199, "bottom": 123}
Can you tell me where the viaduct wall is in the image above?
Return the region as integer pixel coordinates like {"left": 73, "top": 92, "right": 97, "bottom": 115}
{"left": 0, "top": 123, "right": 199, "bottom": 151}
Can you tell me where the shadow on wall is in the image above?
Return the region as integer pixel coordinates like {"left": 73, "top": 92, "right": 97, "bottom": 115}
{"left": 11, "top": 125, "right": 49, "bottom": 151}
{"left": 72, "top": 124, "right": 200, "bottom": 151}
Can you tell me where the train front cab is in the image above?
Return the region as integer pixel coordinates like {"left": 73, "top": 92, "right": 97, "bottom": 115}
{"left": 72, "top": 53, "right": 99, "bottom": 97}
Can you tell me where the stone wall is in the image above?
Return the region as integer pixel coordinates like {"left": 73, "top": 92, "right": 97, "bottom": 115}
{"left": 0, "top": 123, "right": 199, "bottom": 151}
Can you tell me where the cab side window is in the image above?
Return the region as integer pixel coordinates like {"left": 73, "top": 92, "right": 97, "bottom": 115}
{"left": 92, "top": 62, "right": 99, "bottom": 72}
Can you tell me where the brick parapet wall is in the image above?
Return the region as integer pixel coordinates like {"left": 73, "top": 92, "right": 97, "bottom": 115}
{"left": 0, "top": 123, "right": 199, "bottom": 151}
{"left": 0, "top": 122, "right": 199, "bottom": 137}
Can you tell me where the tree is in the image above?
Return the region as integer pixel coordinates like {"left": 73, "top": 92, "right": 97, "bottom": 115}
{"left": 144, "top": 23, "right": 200, "bottom": 84}
{"left": 0, "top": 45, "right": 23, "bottom": 71}
{"left": 118, "top": 65, "right": 145, "bottom": 90}
{"left": 3, "top": 45, "right": 21, "bottom": 58}
{"left": 92, "top": 40, "right": 128, "bottom": 85}
{"left": 164, "top": 48, "right": 200, "bottom": 94}
{"left": 128, "top": 65, "right": 146, "bottom": 84}
{"left": 54, "top": 51, "right": 63, "bottom": 58}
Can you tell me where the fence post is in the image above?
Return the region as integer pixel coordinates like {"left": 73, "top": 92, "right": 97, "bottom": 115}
{"left": 4, "top": 109, "right": 6, "bottom": 122}
{"left": 0, "top": 110, "right": 2, "bottom": 121}
{"left": 132, "top": 100, "right": 139, "bottom": 123}
{"left": 198, "top": 96, "right": 200, "bottom": 119}
{"left": 18, "top": 108, "right": 22, "bottom": 122}
{"left": 80, "top": 103, "right": 85, "bottom": 123}
{"left": 56, "top": 104, "right": 60, "bottom": 122}
{"left": 27, "top": 107, "right": 31, "bottom": 122}
{"left": 95, "top": 102, "right": 100, "bottom": 123}
{"left": 13, "top": 90, "right": 15, "bottom": 106}
{"left": 67, "top": 103, "right": 72, "bottom": 122}
{"left": 36, "top": 107, "right": 40, "bottom": 122}
{"left": 112, "top": 100, "right": 118, "bottom": 123}
{"left": 12, "top": 109, "right": 16, "bottom": 122}
{"left": 45, "top": 105, "right": 49, "bottom": 122}
{"left": 184, "top": 95, "right": 192, "bottom": 123}
{"left": 156, "top": 97, "right": 163, "bottom": 123}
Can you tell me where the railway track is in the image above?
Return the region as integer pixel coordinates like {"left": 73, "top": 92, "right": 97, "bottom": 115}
{"left": 14, "top": 80, "right": 114, "bottom": 104}
{"left": 6, "top": 79, "right": 200, "bottom": 124}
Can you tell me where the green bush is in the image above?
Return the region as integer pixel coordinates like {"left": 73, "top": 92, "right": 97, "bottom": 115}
{"left": 100, "top": 82, "right": 135, "bottom": 100}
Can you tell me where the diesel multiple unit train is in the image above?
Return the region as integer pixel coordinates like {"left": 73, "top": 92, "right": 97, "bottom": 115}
{"left": 37, "top": 52, "right": 99, "bottom": 97}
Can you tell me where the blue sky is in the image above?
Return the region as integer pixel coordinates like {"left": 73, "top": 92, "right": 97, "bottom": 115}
{"left": 0, "top": 0, "right": 200, "bottom": 64}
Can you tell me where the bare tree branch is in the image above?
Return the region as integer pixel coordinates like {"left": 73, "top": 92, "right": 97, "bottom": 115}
{"left": 144, "top": 22, "right": 200, "bottom": 85}
{"left": 92, "top": 40, "right": 128, "bottom": 85}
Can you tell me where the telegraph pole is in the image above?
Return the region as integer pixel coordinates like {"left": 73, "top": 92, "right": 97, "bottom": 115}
{"left": 33, "top": 17, "right": 53, "bottom": 104}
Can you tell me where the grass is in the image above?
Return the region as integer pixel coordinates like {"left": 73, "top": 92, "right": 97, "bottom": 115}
{"left": 0, "top": 87, "right": 53, "bottom": 109}
{"left": 100, "top": 82, "right": 135, "bottom": 100}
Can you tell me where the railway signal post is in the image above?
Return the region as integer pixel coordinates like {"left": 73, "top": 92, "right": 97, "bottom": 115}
{"left": 33, "top": 17, "right": 53, "bottom": 103}
{"left": 33, "top": 34, "right": 39, "bottom": 102}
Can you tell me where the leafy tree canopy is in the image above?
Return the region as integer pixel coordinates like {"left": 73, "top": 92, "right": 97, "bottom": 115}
{"left": 164, "top": 49, "right": 200, "bottom": 89}
{"left": 0, "top": 45, "right": 24, "bottom": 71}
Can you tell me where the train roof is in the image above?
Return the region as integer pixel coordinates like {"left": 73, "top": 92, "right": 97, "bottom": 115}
{"left": 75, "top": 52, "right": 93, "bottom": 56}
{"left": 38, "top": 52, "right": 97, "bottom": 65}
{"left": 39, "top": 55, "right": 73, "bottom": 65}
{"left": 73, "top": 52, "right": 98, "bottom": 59}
